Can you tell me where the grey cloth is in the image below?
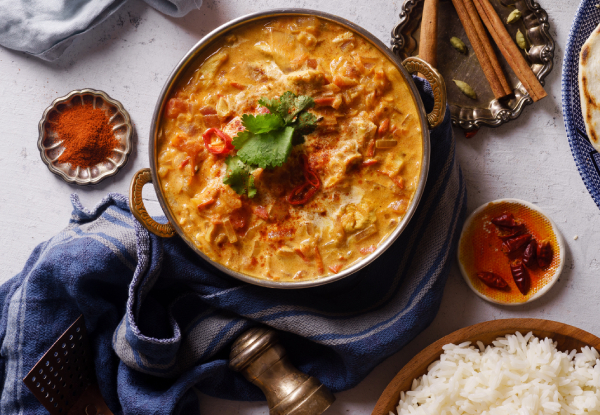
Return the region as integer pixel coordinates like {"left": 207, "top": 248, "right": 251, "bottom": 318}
{"left": 0, "top": 0, "right": 202, "bottom": 60}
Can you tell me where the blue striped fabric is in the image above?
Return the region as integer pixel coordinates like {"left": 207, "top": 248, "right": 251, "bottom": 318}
{"left": 0, "top": 77, "right": 466, "bottom": 414}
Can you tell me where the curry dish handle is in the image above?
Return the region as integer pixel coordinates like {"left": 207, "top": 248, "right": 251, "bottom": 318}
{"left": 129, "top": 168, "right": 176, "bottom": 238}
{"left": 402, "top": 56, "right": 447, "bottom": 130}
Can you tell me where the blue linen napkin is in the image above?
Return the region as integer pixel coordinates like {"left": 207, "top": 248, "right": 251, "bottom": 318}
{"left": 0, "top": 78, "right": 466, "bottom": 414}
{"left": 0, "top": 0, "right": 201, "bottom": 60}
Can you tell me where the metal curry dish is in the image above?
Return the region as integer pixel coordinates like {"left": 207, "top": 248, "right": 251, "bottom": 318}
{"left": 130, "top": 10, "right": 446, "bottom": 287}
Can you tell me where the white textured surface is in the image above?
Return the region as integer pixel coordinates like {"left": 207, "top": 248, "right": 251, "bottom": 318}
{"left": 0, "top": 0, "right": 598, "bottom": 413}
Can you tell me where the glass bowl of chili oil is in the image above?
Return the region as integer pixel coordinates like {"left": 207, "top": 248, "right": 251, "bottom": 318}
{"left": 38, "top": 89, "right": 133, "bottom": 185}
{"left": 457, "top": 199, "right": 565, "bottom": 306}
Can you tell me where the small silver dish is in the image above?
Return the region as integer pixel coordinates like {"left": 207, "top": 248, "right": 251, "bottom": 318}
{"left": 37, "top": 89, "right": 133, "bottom": 185}
{"left": 391, "top": 0, "right": 555, "bottom": 130}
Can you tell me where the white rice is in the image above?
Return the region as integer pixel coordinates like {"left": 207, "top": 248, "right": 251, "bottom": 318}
{"left": 395, "top": 332, "right": 600, "bottom": 415}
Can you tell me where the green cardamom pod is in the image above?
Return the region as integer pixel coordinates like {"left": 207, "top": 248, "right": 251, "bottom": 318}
{"left": 506, "top": 9, "right": 522, "bottom": 24}
{"left": 450, "top": 36, "right": 468, "bottom": 54}
{"left": 453, "top": 79, "right": 477, "bottom": 100}
{"left": 516, "top": 29, "right": 527, "bottom": 50}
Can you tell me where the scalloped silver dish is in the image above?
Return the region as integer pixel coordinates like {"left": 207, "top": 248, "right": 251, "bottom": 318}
{"left": 37, "top": 89, "right": 133, "bottom": 185}
{"left": 391, "top": 0, "right": 554, "bottom": 131}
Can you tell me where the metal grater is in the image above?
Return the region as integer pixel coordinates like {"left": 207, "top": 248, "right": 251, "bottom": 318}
{"left": 22, "top": 315, "right": 114, "bottom": 415}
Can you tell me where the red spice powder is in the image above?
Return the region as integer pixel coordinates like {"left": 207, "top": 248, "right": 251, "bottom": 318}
{"left": 54, "top": 103, "right": 119, "bottom": 168}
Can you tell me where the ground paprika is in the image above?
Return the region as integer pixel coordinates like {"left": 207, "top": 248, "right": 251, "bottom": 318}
{"left": 54, "top": 103, "right": 119, "bottom": 168}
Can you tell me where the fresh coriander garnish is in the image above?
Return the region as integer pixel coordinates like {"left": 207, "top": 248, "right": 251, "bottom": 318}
{"left": 223, "top": 92, "right": 318, "bottom": 197}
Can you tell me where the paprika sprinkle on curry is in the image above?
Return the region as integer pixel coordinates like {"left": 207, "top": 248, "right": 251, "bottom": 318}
{"left": 54, "top": 103, "right": 119, "bottom": 168}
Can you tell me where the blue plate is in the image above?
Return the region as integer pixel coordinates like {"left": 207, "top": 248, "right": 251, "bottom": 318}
{"left": 562, "top": 0, "right": 600, "bottom": 210}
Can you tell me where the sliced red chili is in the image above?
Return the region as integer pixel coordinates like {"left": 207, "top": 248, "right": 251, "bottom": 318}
{"left": 476, "top": 272, "right": 509, "bottom": 291}
{"left": 287, "top": 156, "right": 320, "bottom": 205}
{"left": 510, "top": 260, "right": 530, "bottom": 295}
{"left": 202, "top": 128, "right": 234, "bottom": 155}
{"left": 523, "top": 239, "right": 537, "bottom": 268}
{"left": 287, "top": 182, "right": 317, "bottom": 205}
{"left": 302, "top": 155, "right": 320, "bottom": 188}
{"left": 537, "top": 240, "right": 553, "bottom": 268}
{"left": 501, "top": 233, "right": 531, "bottom": 254}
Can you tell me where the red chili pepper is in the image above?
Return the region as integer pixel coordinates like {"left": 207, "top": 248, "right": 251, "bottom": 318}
{"left": 377, "top": 118, "right": 390, "bottom": 137}
{"left": 328, "top": 264, "right": 343, "bottom": 274}
{"left": 362, "top": 159, "right": 379, "bottom": 167}
{"left": 501, "top": 233, "right": 531, "bottom": 254}
{"left": 537, "top": 239, "right": 553, "bottom": 268}
{"left": 287, "top": 182, "right": 317, "bottom": 205}
{"left": 287, "top": 156, "right": 320, "bottom": 205}
{"left": 202, "top": 128, "right": 234, "bottom": 155}
{"left": 179, "top": 157, "right": 190, "bottom": 169}
{"left": 510, "top": 260, "right": 530, "bottom": 295}
{"left": 491, "top": 213, "right": 521, "bottom": 227}
{"left": 294, "top": 248, "right": 309, "bottom": 262}
{"left": 496, "top": 224, "right": 526, "bottom": 239}
{"left": 477, "top": 272, "right": 509, "bottom": 291}
{"left": 464, "top": 129, "right": 479, "bottom": 139}
{"left": 302, "top": 155, "right": 320, "bottom": 188}
{"left": 366, "top": 139, "right": 376, "bottom": 157}
{"left": 523, "top": 239, "right": 537, "bottom": 268}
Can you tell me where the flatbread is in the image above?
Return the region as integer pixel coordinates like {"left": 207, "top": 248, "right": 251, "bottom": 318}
{"left": 579, "top": 24, "right": 600, "bottom": 152}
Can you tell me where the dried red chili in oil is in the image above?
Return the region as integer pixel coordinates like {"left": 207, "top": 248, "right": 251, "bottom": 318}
{"left": 459, "top": 202, "right": 559, "bottom": 303}
{"left": 523, "top": 239, "right": 537, "bottom": 268}
{"left": 476, "top": 272, "right": 509, "bottom": 291}
{"left": 510, "top": 260, "right": 531, "bottom": 295}
{"left": 54, "top": 103, "right": 119, "bottom": 168}
{"left": 537, "top": 240, "right": 553, "bottom": 268}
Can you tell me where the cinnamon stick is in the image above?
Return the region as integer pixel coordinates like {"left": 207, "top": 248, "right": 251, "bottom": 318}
{"left": 463, "top": 0, "right": 512, "bottom": 96}
{"left": 472, "top": 0, "right": 547, "bottom": 101}
{"left": 420, "top": 0, "right": 439, "bottom": 67}
{"left": 451, "top": 0, "right": 510, "bottom": 99}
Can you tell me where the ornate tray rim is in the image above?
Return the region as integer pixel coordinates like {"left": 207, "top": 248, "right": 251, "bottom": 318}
{"left": 391, "top": 0, "right": 555, "bottom": 131}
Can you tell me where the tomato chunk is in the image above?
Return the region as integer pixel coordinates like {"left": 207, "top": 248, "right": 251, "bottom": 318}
{"left": 165, "top": 98, "right": 188, "bottom": 119}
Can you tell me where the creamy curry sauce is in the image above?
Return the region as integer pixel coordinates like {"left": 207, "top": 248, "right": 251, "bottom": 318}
{"left": 157, "top": 16, "right": 423, "bottom": 282}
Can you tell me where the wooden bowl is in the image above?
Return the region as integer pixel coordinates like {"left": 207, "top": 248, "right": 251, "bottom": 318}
{"left": 372, "top": 319, "right": 600, "bottom": 415}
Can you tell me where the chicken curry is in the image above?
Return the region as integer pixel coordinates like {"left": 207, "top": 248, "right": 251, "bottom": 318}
{"left": 157, "top": 16, "right": 424, "bottom": 282}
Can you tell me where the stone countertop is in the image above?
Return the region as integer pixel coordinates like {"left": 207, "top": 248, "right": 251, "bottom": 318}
{"left": 0, "top": 0, "right": 597, "bottom": 413}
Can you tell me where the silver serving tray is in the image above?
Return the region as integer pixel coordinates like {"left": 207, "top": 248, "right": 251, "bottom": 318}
{"left": 391, "top": 0, "right": 554, "bottom": 131}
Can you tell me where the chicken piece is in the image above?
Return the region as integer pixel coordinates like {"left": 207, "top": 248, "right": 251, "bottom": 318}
{"left": 192, "top": 52, "right": 228, "bottom": 89}
{"left": 322, "top": 140, "right": 362, "bottom": 188}
{"left": 246, "top": 61, "right": 284, "bottom": 82}
{"left": 347, "top": 117, "right": 377, "bottom": 147}
{"left": 339, "top": 203, "right": 375, "bottom": 234}
{"left": 297, "top": 31, "right": 317, "bottom": 49}
{"left": 286, "top": 69, "right": 327, "bottom": 94}
{"left": 222, "top": 116, "right": 245, "bottom": 138}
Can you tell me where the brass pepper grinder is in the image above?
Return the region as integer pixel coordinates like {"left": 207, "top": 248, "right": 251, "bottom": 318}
{"left": 229, "top": 327, "right": 335, "bottom": 415}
